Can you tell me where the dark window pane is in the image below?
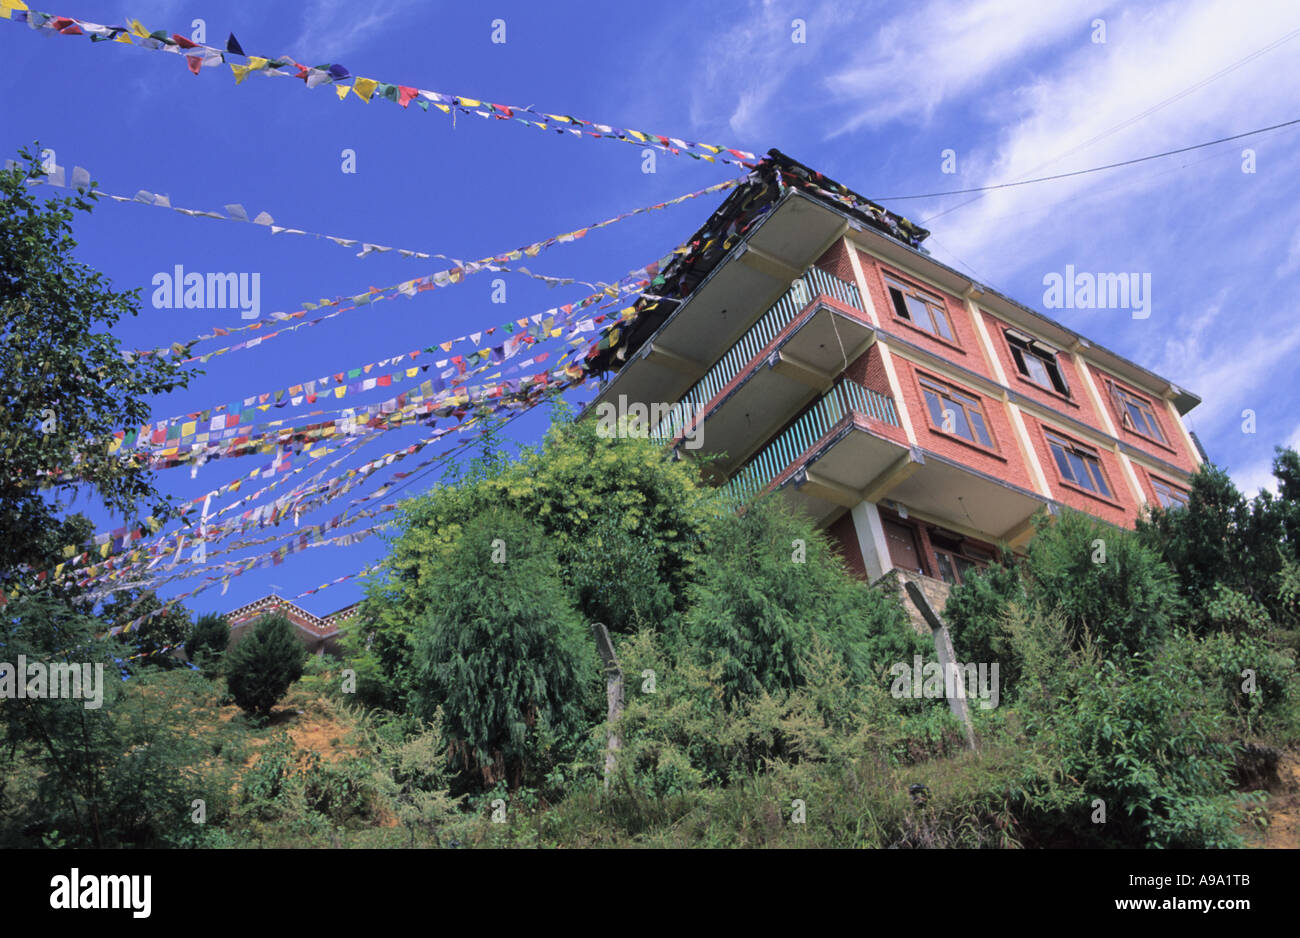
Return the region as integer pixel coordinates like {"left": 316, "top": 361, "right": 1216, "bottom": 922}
{"left": 935, "top": 552, "right": 956, "bottom": 584}
{"left": 889, "top": 287, "right": 910, "bottom": 320}
{"left": 968, "top": 409, "right": 992, "bottom": 447}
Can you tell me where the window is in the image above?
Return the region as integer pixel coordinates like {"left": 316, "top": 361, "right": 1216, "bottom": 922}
{"left": 930, "top": 530, "right": 992, "bottom": 586}
{"left": 920, "top": 376, "right": 993, "bottom": 448}
{"left": 1005, "top": 329, "right": 1070, "bottom": 396}
{"left": 1151, "top": 477, "right": 1189, "bottom": 509}
{"left": 1046, "top": 431, "right": 1112, "bottom": 497}
{"left": 884, "top": 273, "right": 955, "bottom": 342}
{"left": 1110, "top": 383, "right": 1167, "bottom": 444}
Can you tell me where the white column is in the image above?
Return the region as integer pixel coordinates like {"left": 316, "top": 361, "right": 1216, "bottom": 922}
{"left": 850, "top": 500, "right": 893, "bottom": 581}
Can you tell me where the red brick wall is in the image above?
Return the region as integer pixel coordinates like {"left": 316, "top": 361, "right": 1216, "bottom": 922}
{"left": 890, "top": 357, "right": 1036, "bottom": 492}
{"left": 827, "top": 511, "right": 867, "bottom": 578}
{"left": 855, "top": 249, "right": 989, "bottom": 375}
{"left": 845, "top": 343, "right": 893, "bottom": 398}
{"left": 1021, "top": 414, "right": 1140, "bottom": 528}
{"left": 815, "top": 239, "right": 857, "bottom": 283}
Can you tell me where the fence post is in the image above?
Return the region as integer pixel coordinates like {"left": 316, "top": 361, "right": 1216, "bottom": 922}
{"left": 591, "top": 623, "right": 625, "bottom": 790}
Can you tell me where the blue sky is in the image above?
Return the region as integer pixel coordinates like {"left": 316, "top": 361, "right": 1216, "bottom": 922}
{"left": 3, "top": 0, "right": 1298, "bottom": 621}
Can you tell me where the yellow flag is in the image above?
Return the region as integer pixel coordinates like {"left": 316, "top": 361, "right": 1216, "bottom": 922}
{"left": 230, "top": 63, "right": 251, "bottom": 84}
{"left": 336, "top": 84, "right": 352, "bottom": 101}
{"left": 248, "top": 56, "right": 269, "bottom": 71}
{"left": 626, "top": 129, "right": 648, "bottom": 143}
{"left": 182, "top": 421, "right": 196, "bottom": 437}
{"left": 128, "top": 18, "right": 150, "bottom": 38}
{"left": 353, "top": 77, "right": 379, "bottom": 102}
{"left": 0, "top": 0, "right": 29, "bottom": 20}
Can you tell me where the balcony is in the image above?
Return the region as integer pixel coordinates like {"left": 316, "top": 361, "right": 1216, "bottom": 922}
{"left": 721, "top": 378, "right": 905, "bottom": 518}
{"left": 650, "top": 266, "right": 866, "bottom": 445}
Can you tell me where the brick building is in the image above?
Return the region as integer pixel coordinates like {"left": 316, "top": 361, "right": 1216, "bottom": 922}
{"left": 586, "top": 150, "right": 1202, "bottom": 623}
{"left": 224, "top": 594, "right": 361, "bottom": 657}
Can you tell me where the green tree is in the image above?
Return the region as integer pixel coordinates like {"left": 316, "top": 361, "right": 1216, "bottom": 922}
{"left": 946, "top": 509, "right": 1179, "bottom": 664}
{"left": 408, "top": 508, "right": 596, "bottom": 791}
{"left": 1137, "top": 454, "right": 1299, "bottom": 632}
{"left": 0, "top": 594, "right": 228, "bottom": 847}
{"left": 186, "top": 612, "right": 231, "bottom": 676}
{"left": 680, "top": 495, "right": 922, "bottom": 706}
{"left": 100, "top": 588, "right": 192, "bottom": 668}
{"left": 0, "top": 145, "right": 195, "bottom": 589}
{"left": 363, "top": 405, "right": 714, "bottom": 709}
{"left": 225, "top": 614, "right": 306, "bottom": 719}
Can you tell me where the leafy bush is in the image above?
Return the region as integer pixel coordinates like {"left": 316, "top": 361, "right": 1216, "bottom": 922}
{"left": 186, "top": 612, "right": 230, "bottom": 676}
{"left": 679, "top": 495, "right": 921, "bottom": 706}
{"left": 1007, "top": 604, "right": 1247, "bottom": 848}
{"left": 409, "top": 508, "right": 597, "bottom": 791}
{"left": 225, "top": 613, "right": 306, "bottom": 719}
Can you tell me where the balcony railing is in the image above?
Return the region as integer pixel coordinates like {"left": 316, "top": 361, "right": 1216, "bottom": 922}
{"left": 649, "top": 266, "right": 863, "bottom": 443}
{"left": 721, "top": 379, "right": 899, "bottom": 505}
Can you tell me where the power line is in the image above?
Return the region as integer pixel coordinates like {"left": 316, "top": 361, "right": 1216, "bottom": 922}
{"left": 915, "top": 24, "right": 1300, "bottom": 223}
{"left": 871, "top": 116, "right": 1300, "bottom": 203}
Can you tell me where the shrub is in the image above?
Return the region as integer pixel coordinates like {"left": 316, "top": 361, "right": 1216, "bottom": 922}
{"left": 409, "top": 508, "right": 597, "bottom": 791}
{"left": 679, "top": 495, "right": 921, "bottom": 706}
{"left": 225, "top": 613, "right": 306, "bottom": 719}
{"left": 186, "top": 612, "right": 230, "bottom": 676}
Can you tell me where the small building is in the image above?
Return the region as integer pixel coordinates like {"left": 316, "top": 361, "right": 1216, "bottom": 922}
{"left": 223, "top": 594, "right": 361, "bottom": 657}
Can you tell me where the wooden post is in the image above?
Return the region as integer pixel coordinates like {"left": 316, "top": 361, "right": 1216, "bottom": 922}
{"left": 590, "top": 623, "right": 625, "bottom": 790}
{"left": 904, "top": 581, "right": 977, "bottom": 752}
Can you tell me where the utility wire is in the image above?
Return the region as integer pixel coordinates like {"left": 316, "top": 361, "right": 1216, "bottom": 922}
{"left": 913, "top": 25, "right": 1300, "bottom": 222}
{"left": 871, "top": 116, "right": 1300, "bottom": 202}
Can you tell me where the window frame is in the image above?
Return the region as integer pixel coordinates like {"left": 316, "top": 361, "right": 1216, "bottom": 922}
{"left": 930, "top": 530, "right": 992, "bottom": 586}
{"left": 1150, "top": 476, "right": 1189, "bottom": 509}
{"left": 1109, "top": 381, "right": 1168, "bottom": 445}
{"left": 1005, "top": 329, "right": 1070, "bottom": 397}
{"left": 1044, "top": 429, "right": 1114, "bottom": 499}
{"left": 883, "top": 272, "right": 957, "bottom": 344}
{"left": 918, "top": 374, "right": 996, "bottom": 450}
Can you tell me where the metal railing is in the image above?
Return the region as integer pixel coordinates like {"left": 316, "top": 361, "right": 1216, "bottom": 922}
{"left": 720, "top": 379, "right": 899, "bottom": 505}
{"left": 649, "top": 266, "right": 863, "bottom": 443}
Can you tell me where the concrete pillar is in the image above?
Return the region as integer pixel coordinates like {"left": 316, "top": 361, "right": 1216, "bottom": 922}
{"left": 850, "top": 500, "right": 893, "bottom": 581}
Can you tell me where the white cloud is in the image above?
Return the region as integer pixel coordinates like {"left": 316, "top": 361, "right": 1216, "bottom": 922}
{"left": 822, "top": 0, "right": 1122, "bottom": 133}
{"left": 291, "top": 0, "right": 419, "bottom": 62}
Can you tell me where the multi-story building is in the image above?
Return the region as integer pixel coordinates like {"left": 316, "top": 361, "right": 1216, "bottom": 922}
{"left": 585, "top": 150, "right": 1204, "bottom": 618}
